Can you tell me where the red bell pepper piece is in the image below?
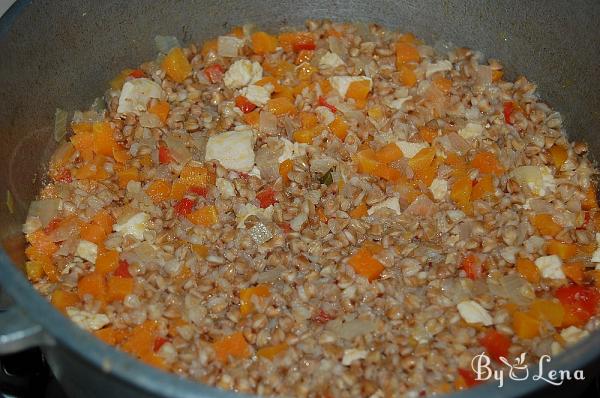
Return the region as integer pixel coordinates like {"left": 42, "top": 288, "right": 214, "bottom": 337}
{"left": 174, "top": 198, "right": 195, "bottom": 216}
{"left": 55, "top": 168, "right": 72, "bottom": 183}
{"left": 318, "top": 96, "right": 337, "bottom": 113}
{"left": 235, "top": 95, "right": 257, "bottom": 113}
{"left": 256, "top": 187, "right": 277, "bottom": 208}
{"left": 153, "top": 337, "right": 168, "bottom": 352}
{"left": 189, "top": 186, "right": 208, "bottom": 197}
{"left": 114, "top": 260, "right": 132, "bottom": 278}
{"left": 460, "top": 254, "right": 481, "bottom": 280}
{"left": 503, "top": 101, "right": 514, "bottom": 125}
{"left": 158, "top": 145, "right": 172, "bottom": 164}
{"left": 128, "top": 69, "right": 145, "bottom": 78}
{"left": 556, "top": 284, "right": 600, "bottom": 326}
{"left": 293, "top": 35, "right": 316, "bottom": 52}
{"left": 458, "top": 368, "right": 481, "bottom": 387}
{"left": 204, "top": 64, "right": 224, "bottom": 83}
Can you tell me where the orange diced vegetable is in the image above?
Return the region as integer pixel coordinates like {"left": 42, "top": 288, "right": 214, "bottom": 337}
{"left": 546, "top": 240, "right": 578, "bottom": 260}
{"left": 235, "top": 95, "right": 258, "bottom": 113}
{"left": 460, "top": 254, "right": 481, "bottom": 280}
{"left": 80, "top": 223, "right": 107, "bottom": 245}
{"left": 180, "top": 164, "right": 216, "bottom": 187}
{"left": 170, "top": 179, "right": 188, "bottom": 200}
{"left": 349, "top": 203, "right": 368, "bottom": 219}
{"left": 516, "top": 258, "right": 540, "bottom": 284}
{"left": 257, "top": 343, "right": 288, "bottom": 360}
{"left": 563, "top": 262, "right": 585, "bottom": 285}
{"left": 94, "top": 326, "right": 128, "bottom": 346}
{"left": 146, "top": 179, "right": 172, "bottom": 203}
{"left": 148, "top": 101, "right": 170, "bottom": 124}
{"left": 512, "top": 311, "right": 541, "bottom": 339}
{"left": 295, "top": 49, "right": 314, "bottom": 65}
{"left": 92, "top": 122, "right": 116, "bottom": 157}
{"left": 121, "top": 320, "right": 158, "bottom": 358}
{"left": 328, "top": 116, "right": 349, "bottom": 140}
{"left": 279, "top": 159, "right": 293, "bottom": 183}
{"left": 471, "top": 175, "right": 495, "bottom": 201}
{"left": 92, "top": 210, "right": 114, "bottom": 234}
{"left": 297, "top": 63, "right": 316, "bottom": 80}
{"left": 187, "top": 205, "right": 218, "bottom": 226}
{"left": 251, "top": 31, "right": 278, "bottom": 54}
{"left": 348, "top": 247, "right": 385, "bottom": 282}
{"left": 278, "top": 32, "right": 315, "bottom": 52}
{"left": 77, "top": 273, "right": 106, "bottom": 301}
{"left": 239, "top": 284, "right": 270, "bottom": 316}
{"left": 375, "top": 143, "right": 403, "bottom": 164}
{"left": 548, "top": 145, "right": 568, "bottom": 169}
{"left": 51, "top": 289, "right": 79, "bottom": 313}
{"left": 418, "top": 126, "right": 438, "bottom": 143}
{"left": 356, "top": 149, "right": 379, "bottom": 174}
{"left": 213, "top": 332, "right": 251, "bottom": 363}
{"left": 373, "top": 165, "right": 403, "bottom": 182}
{"left": 71, "top": 126, "right": 94, "bottom": 162}
{"left": 530, "top": 214, "right": 562, "bottom": 237}
{"left": 450, "top": 175, "right": 472, "bottom": 211}
{"left": 293, "top": 128, "right": 316, "bottom": 144}
{"left": 161, "top": 47, "right": 192, "bottom": 83}
{"left": 117, "top": 167, "right": 139, "bottom": 188}
{"left": 492, "top": 70, "right": 504, "bottom": 82}
{"left": 26, "top": 230, "right": 58, "bottom": 257}
{"left": 471, "top": 151, "right": 504, "bottom": 175}
{"left": 192, "top": 244, "right": 209, "bottom": 258}
{"left": 530, "top": 299, "right": 565, "bottom": 327}
{"left": 266, "top": 97, "right": 296, "bottom": 116}
{"left": 299, "top": 112, "right": 319, "bottom": 129}
{"left": 432, "top": 77, "right": 452, "bottom": 94}
{"left": 25, "top": 261, "right": 44, "bottom": 281}
{"left": 581, "top": 186, "right": 598, "bottom": 210}
{"left": 346, "top": 80, "right": 371, "bottom": 104}
{"left": 398, "top": 64, "right": 417, "bottom": 87}
{"left": 96, "top": 250, "right": 119, "bottom": 275}
{"left": 407, "top": 147, "right": 435, "bottom": 175}
{"left": 479, "top": 329, "right": 510, "bottom": 361}
{"left": 243, "top": 110, "right": 261, "bottom": 126}
{"left": 395, "top": 42, "right": 420, "bottom": 67}
{"left": 107, "top": 275, "right": 135, "bottom": 302}
{"left": 201, "top": 39, "right": 218, "bottom": 57}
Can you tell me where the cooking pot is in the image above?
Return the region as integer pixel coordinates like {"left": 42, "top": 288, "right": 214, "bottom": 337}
{"left": 1, "top": 1, "right": 600, "bottom": 397}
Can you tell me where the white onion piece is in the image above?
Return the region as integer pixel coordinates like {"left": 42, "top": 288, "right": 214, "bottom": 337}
{"left": 164, "top": 136, "right": 192, "bottom": 164}
{"left": 47, "top": 217, "right": 80, "bottom": 242}
{"left": 259, "top": 111, "right": 278, "bottom": 135}
{"left": 27, "top": 199, "right": 61, "bottom": 228}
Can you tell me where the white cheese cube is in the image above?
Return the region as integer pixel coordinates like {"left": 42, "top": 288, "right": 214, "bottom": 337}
{"left": 395, "top": 141, "right": 429, "bottom": 159}
{"left": 113, "top": 212, "right": 150, "bottom": 241}
{"left": 367, "top": 197, "right": 401, "bottom": 216}
{"left": 239, "top": 84, "right": 271, "bottom": 106}
{"left": 534, "top": 255, "right": 565, "bottom": 279}
{"left": 205, "top": 129, "right": 255, "bottom": 172}
{"left": 329, "top": 76, "right": 372, "bottom": 97}
{"left": 319, "top": 52, "right": 345, "bottom": 69}
{"left": 217, "top": 35, "right": 245, "bottom": 58}
{"left": 76, "top": 240, "right": 98, "bottom": 263}
{"left": 429, "top": 178, "right": 448, "bottom": 201}
{"left": 457, "top": 300, "right": 493, "bottom": 325}
{"left": 223, "top": 59, "right": 263, "bottom": 89}
{"left": 117, "top": 78, "right": 163, "bottom": 115}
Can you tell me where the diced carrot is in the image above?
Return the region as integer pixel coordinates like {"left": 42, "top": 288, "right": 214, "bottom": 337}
{"left": 257, "top": 343, "right": 288, "bottom": 360}
{"left": 395, "top": 42, "right": 420, "bottom": 67}
{"left": 170, "top": 179, "right": 188, "bottom": 200}
{"left": 346, "top": 80, "right": 371, "bottom": 104}
{"left": 92, "top": 122, "right": 117, "bottom": 157}
{"left": 251, "top": 31, "right": 278, "bottom": 54}
{"left": 530, "top": 214, "right": 562, "bottom": 237}
{"left": 356, "top": 149, "right": 379, "bottom": 174}
{"left": 556, "top": 285, "right": 600, "bottom": 327}
{"left": 471, "top": 151, "right": 504, "bottom": 175}
{"left": 398, "top": 64, "right": 417, "bottom": 87}
{"left": 117, "top": 167, "right": 139, "bottom": 188}
{"left": 512, "top": 311, "right": 541, "bottom": 339}
{"left": 432, "top": 77, "right": 452, "bottom": 94}
{"left": 375, "top": 143, "right": 403, "bottom": 164}
{"left": 201, "top": 39, "right": 218, "bottom": 57}
{"left": 581, "top": 186, "right": 598, "bottom": 210}
{"left": 296, "top": 62, "right": 316, "bottom": 81}
{"left": 299, "top": 112, "right": 319, "bottom": 129}
{"left": 239, "top": 284, "right": 270, "bottom": 316}
{"left": 407, "top": 147, "right": 435, "bottom": 175}
{"left": 450, "top": 175, "right": 472, "bottom": 211}
{"left": 547, "top": 144, "right": 568, "bottom": 169}
{"left": 94, "top": 326, "right": 128, "bottom": 346}
{"left": 25, "top": 261, "right": 44, "bottom": 281}
{"left": 445, "top": 152, "right": 468, "bottom": 176}
{"left": 413, "top": 162, "right": 438, "bottom": 187}
{"left": 328, "top": 116, "right": 349, "bottom": 141}
{"left": 471, "top": 175, "right": 495, "bottom": 201}
{"left": 77, "top": 273, "right": 106, "bottom": 301}
{"left": 187, "top": 205, "right": 218, "bottom": 226}
{"left": 266, "top": 97, "right": 296, "bottom": 116}
{"left": 349, "top": 203, "right": 368, "bottom": 219}
{"left": 26, "top": 230, "right": 58, "bottom": 257}
{"left": 146, "top": 179, "right": 172, "bottom": 203}
{"left": 563, "top": 262, "right": 586, "bottom": 285}
{"left": 492, "top": 70, "right": 504, "bottom": 82}
{"left": 158, "top": 145, "right": 172, "bottom": 164}
{"left": 348, "top": 247, "right": 385, "bottom": 281}
{"left": 279, "top": 159, "right": 293, "bottom": 184}
{"left": 180, "top": 164, "right": 216, "bottom": 187}
{"left": 148, "top": 101, "right": 170, "bottom": 124}
{"left": 80, "top": 223, "right": 107, "bottom": 245}
{"left": 373, "top": 165, "right": 403, "bottom": 182}
{"left": 213, "top": 332, "right": 251, "bottom": 363}
{"left": 293, "top": 128, "right": 316, "bottom": 144}
{"left": 70, "top": 126, "right": 94, "bottom": 162}
{"left": 479, "top": 329, "right": 511, "bottom": 361}
{"left": 192, "top": 244, "right": 209, "bottom": 258}
{"left": 316, "top": 207, "right": 328, "bottom": 223}
{"left": 243, "top": 110, "right": 261, "bottom": 126}
{"left": 418, "top": 126, "right": 438, "bottom": 143}
{"left": 161, "top": 47, "right": 192, "bottom": 83}
{"left": 546, "top": 240, "right": 578, "bottom": 260}
{"left": 112, "top": 144, "right": 130, "bottom": 164}
{"left": 107, "top": 275, "right": 135, "bottom": 302}
{"left": 530, "top": 299, "right": 565, "bottom": 327}
{"left": 92, "top": 210, "right": 114, "bottom": 235}
{"left": 122, "top": 320, "right": 158, "bottom": 358}
{"left": 456, "top": 368, "right": 481, "bottom": 389}
{"left": 95, "top": 250, "right": 119, "bottom": 275}
{"left": 516, "top": 258, "right": 540, "bottom": 284}
{"left": 51, "top": 289, "right": 79, "bottom": 313}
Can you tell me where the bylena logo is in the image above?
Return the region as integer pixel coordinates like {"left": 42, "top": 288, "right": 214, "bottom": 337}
{"left": 471, "top": 352, "right": 585, "bottom": 388}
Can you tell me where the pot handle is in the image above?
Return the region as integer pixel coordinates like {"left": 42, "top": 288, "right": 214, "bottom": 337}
{"left": 0, "top": 307, "right": 45, "bottom": 355}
